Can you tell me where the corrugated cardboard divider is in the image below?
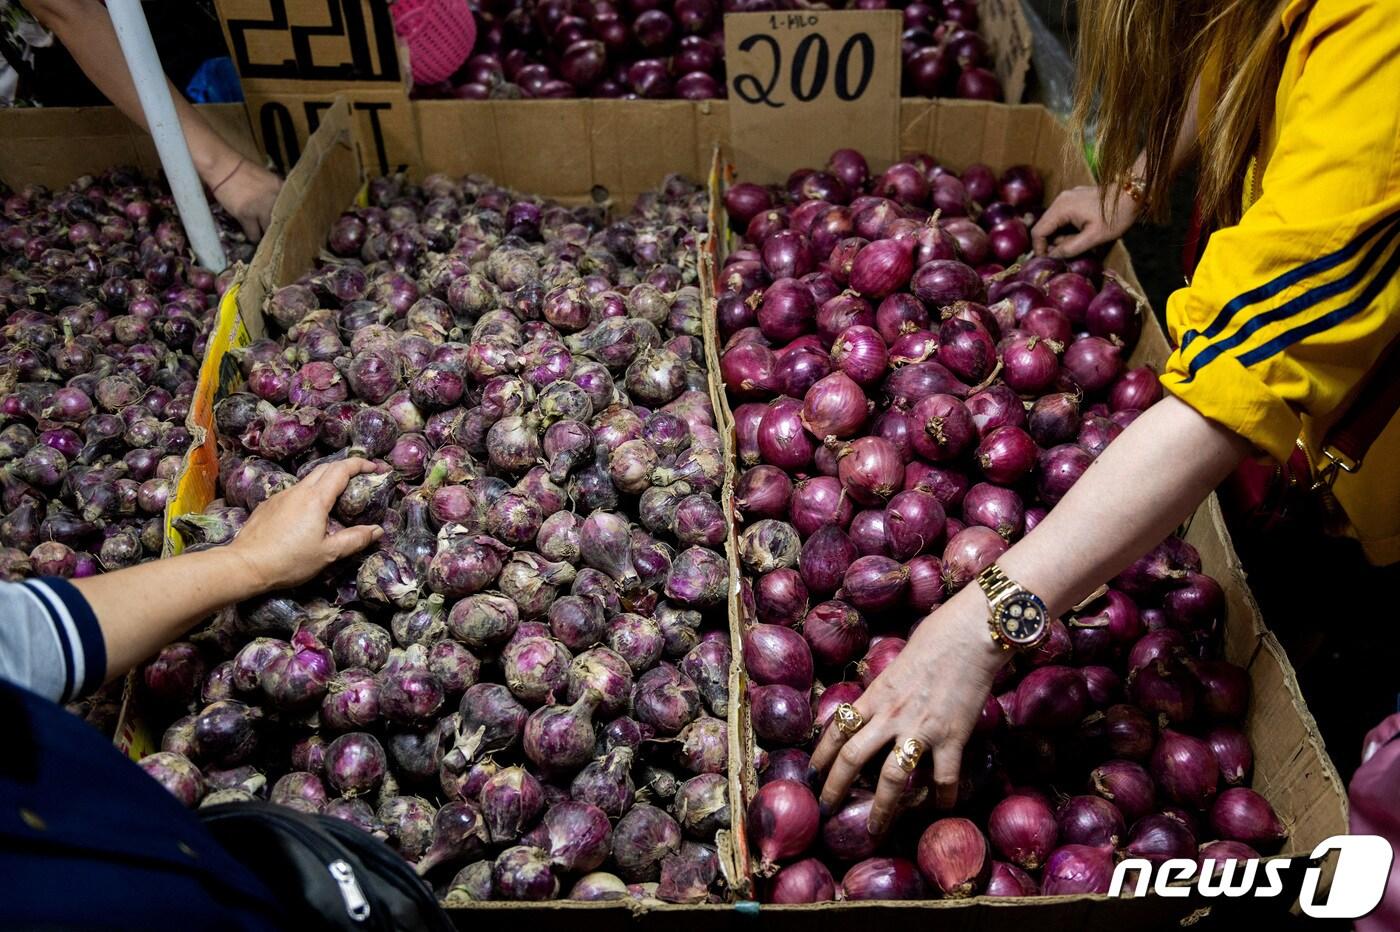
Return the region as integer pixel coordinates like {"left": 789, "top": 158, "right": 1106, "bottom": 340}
{"left": 709, "top": 98, "right": 1349, "bottom": 923}
{"left": 412, "top": 99, "right": 727, "bottom": 211}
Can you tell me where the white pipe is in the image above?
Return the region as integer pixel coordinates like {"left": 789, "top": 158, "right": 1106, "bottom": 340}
{"left": 106, "top": 0, "right": 228, "bottom": 273}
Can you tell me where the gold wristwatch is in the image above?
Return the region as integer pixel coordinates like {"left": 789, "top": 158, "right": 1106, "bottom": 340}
{"left": 975, "top": 563, "right": 1050, "bottom": 650}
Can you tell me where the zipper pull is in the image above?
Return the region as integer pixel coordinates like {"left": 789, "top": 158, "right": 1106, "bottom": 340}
{"left": 328, "top": 859, "right": 371, "bottom": 922}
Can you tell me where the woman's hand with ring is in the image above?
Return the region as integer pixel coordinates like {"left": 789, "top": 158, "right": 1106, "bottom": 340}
{"left": 810, "top": 589, "right": 1009, "bottom": 835}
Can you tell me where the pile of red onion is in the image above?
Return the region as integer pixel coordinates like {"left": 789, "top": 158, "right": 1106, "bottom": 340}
{"left": 0, "top": 168, "right": 253, "bottom": 733}
{"left": 131, "top": 172, "right": 737, "bottom": 904}
{"left": 419, "top": 0, "right": 1000, "bottom": 102}
{"left": 722, "top": 148, "right": 1284, "bottom": 901}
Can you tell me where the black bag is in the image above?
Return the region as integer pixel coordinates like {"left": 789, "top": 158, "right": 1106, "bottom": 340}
{"left": 200, "top": 801, "right": 455, "bottom": 932}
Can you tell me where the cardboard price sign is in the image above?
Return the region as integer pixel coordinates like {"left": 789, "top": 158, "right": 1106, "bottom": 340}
{"left": 217, "top": 0, "right": 401, "bottom": 88}
{"left": 724, "top": 10, "right": 901, "bottom": 183}
{"left": 244, "top": 90, "right": 418, "bottom": 175}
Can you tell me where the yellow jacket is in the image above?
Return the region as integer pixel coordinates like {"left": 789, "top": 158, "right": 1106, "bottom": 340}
{"left": 1162, "top": 0, "right": 1400, "bottom": 564}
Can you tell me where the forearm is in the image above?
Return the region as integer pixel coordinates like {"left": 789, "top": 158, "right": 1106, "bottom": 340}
{"left": 999, "top": 395, "right": 1249, "bottom": 617}
{"left": 28, "top": 0, "right": 241, "bottom": 183}
{"left": 70, "top": 547, "right": 267, "bottom": 684}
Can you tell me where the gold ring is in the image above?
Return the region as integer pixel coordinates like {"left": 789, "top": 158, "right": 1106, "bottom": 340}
{"left": 894, "top": 737, "right": 927, "bottom": 772}
{"left": 833, "top": 703, "right": 865, "bottom": 737}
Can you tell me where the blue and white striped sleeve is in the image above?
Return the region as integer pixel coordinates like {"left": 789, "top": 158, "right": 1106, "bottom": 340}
{"left": 0, "top": 578, "right": 107, "bottom": 703}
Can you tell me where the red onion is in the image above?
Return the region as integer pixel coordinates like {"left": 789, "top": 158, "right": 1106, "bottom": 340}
{"left": 830, "top": 325, "right": 889, "bottom": 387}
{"left": 1125, "top": 812, "right": 1197, "bottom": 865}
{"left": 750, "top": 684, "right": 814, "bottom": 746}
{"left": 834, "top": 436, "right": 904, "bottom": 505}
{"left": 1127, "top": 630, "right": 1186, "bottom": 673}
{"left": 875, "top": 293, "right": 931, "bottom": 343}
{"left": 1206, "top": 725, "right": 1253, "bottom": 785}
{"left": 801, "top": 372, "right": 870, "bottom": 440}
{"left": 758, "top": 397, "right": 816, "bottom": 471}
{"left": 961, "top": 482, "right": 1024, "bottom": 541}
{"left": 849, "top": 239, "right": 916, "bottom": 300}
{"left": 842, "top": 555, "right": 910, "bottom": 612}
{"left": 756, "top": 569, "right": 809, "bottom": 628}
{"left": 856, "top": 638, "right": 905, "bottom": 687}
{"left": 817, "top": 293, "right": 876, "bottom": 343}
{"left": 1091, "top": 760, "right": 1156, "bottom": 823}
{"left": 1022, "top": 305, "right": 1074, "bottom": 344}
{"left": 941, "top": 525, "right": 1008, "bottom": 591}
{"left": 956, "top": 67, "right": 1003, "bottom": 100}
{"left": 821, "top": 789, "right": 883, "bottom": 861}
{"left": 1062, "top": 336, "right": 1123, "bottom": 394}
{"left": 917, "top": 817, "right": 990, "bottom": 897}
{"left": 1152, "top": 729, "right": 1219, "bottom": 809}
{"left": 790, "top": 476, "right": 855, "bottom": 537}
{"left": 912, "top": 259, "right": 984, "bottom": 309}
{"left": 749, "top": 779, "right": 820, "bottom": 874}
{"left": 908, "top": 393, "right": 976, "bottom": 461}
{"left": 840, "top": 857, "right": 927, "bottom": 900}
{"left": 1040, "top": 844, "right": 1115, "bottom": 894}
{"left": 883, "top": 489, "right": 946, "bottom": 560}
{"left": 1163, "top": 571, "right": 1226, "bottom": 631}
{"left": 725, "top": 183, "right": 774, "bottom": 226}
{"left": 766, "top": 858, "right": 836, "bottom": 903}
{"left": 988, "top": 795, "right": 1058, "bottom": 870}
{"left": 876, "top": 162, "right": 929, "bottom": 206}
{"left": 721, "top": 342, "right": 777, "bottom": 400}
{"left": 1001, "top": 334, "right": 1061, "bottom": 395}
{"left": 848, "top": 509, "right": 890, "bottom": 557}
{"left": 1086, "top": 280, "right": 1142, "bottom": 344}
{"left": 942, "top": 220, "right": 990, "bottom": 266}
{"left": 904, "top": 554, "right": 946, "bottom": 611}
{"left": 799, "top": 525, "right": 860, "bottom": 597}
{"left": 1110, "top": 366, "right": 1163, "bottom": 413}
{"left": 736, "top": 465, "right": 793, "bottom": 520}
{"left": 744, "top": 622, "right": 815, "bottom": 691}
{"left": 1131, "top": 657, "right": 1199, "bottom": 724}
{"left": 759, "top": 279, "right": 817, "bottom": 343}
{"left": 775, "top": 346, "right": 833, "bottom": 398}
{"left": 612, "top": 804, "right": 682, "bottom": 883}
{"left": 1012, "top": 665, "right": 1088, "bottom": 730}
{"left": 761, "top": 747, "right": 816, "bottom": 788}
{"left": 965, "top": 382, "right": 1026, "bottom": 435}
{"left": 1077, "top": 413, "right": 1124, "bottom": 458}
{"left": 1209, "top": 788, "right": 1285, "bottom": 846}
{"left": 801, "top": 600, "right": 870, "bottom": 668}
{"left": 975, "top": 426, "right": 1038, "bottom": 485}
{"left": 1036, "top": 443, "right": 1093, "bottom": 505}
{"left": 1185, "top": 658, "right": 1249, "bottom": 721}
{"left": 986, "top": 861, "right": 1038, "bottom": 896}
{"left": 936, "top": 316, "right": 997, "bottom": 383}
{"left": 1057, "top": 795, "right": 1125, "bottom": 848}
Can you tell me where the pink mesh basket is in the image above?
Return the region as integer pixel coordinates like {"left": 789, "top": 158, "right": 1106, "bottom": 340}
{"left": 390, "top": 0, "right": 478, "bottom": 86}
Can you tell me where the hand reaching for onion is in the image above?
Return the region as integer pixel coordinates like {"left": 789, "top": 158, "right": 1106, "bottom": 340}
{"left": 226, "top": 456, "right": 386, "bottom": 593}
{"left": 811, "top": 588, "right": 1008, "bottom": 834}
{"left": 210, "top": 159, "right": 283, "bottom": 243}
{"left": 1031, "top": 184, "right": 1142, "bottom": 259}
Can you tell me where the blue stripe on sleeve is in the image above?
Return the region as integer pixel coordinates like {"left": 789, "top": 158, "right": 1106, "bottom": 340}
{"left": 29, "top": 578, "right": 107, "bottom": 700}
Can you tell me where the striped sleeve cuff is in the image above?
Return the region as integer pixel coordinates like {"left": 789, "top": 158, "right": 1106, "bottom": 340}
{"left": 21, "top": 578, "right": 106, "bottom": 702}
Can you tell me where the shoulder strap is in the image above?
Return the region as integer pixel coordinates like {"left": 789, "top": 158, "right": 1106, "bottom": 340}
{"left": 1323, "top": 331, "right": 1400, "bottom": 471}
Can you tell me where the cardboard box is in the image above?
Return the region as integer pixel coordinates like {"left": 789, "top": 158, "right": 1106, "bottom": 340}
{"left": 712, "top": 101, "right": 1351, "bottom": 925}
{"left": 0, "top": 103, "right": 260, "bottom": 189}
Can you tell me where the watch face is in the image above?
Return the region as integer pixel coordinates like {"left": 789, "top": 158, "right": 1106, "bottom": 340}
{"left": 996, "top": 592, "right": 1049, "bottom": 647}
